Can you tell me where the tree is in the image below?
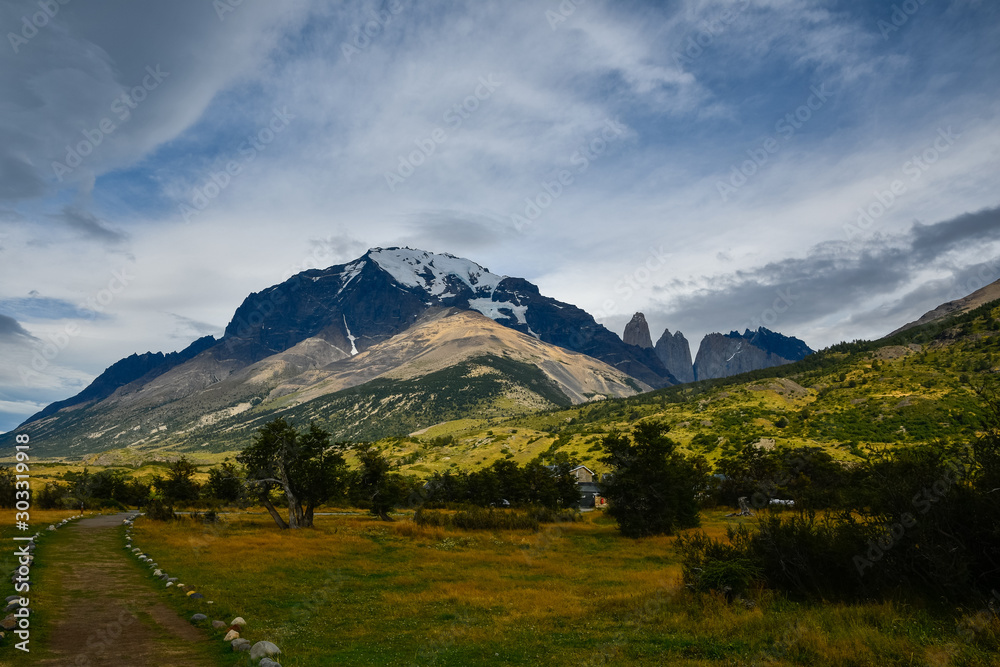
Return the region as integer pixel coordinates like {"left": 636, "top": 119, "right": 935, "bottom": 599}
{"left": 205, "top": 461, "right": 243, "bottom": 504}
{"left": 238, "top": 418, "right": 348, "bottom": 529}
{"left": 351, "top": 444, "right": 410, "bottom": 521}
{"left": 599, "top": 421, "right": 705, "bottom": 537}
{"left": 156, "top": 457, "right": 201, "bottom": 505}
{"left": 0, "top": 466, "right": 16, "bottom": 508}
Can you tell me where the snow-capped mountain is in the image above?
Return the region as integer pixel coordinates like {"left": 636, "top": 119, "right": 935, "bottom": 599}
{"left": 11, "top": 247, "right": 677, "bottom": 455}
{"left": 220, "top": 247, "right": 674, "bottom": 387}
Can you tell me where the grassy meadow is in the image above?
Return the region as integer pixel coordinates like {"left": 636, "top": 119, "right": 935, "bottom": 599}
{"left": 128, "top": 508, "right": 999, "bottom": 666}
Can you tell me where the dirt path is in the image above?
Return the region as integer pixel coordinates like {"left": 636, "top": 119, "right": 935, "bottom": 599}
{"left": 31, "top": 513, "right": 223, "bottom": 666}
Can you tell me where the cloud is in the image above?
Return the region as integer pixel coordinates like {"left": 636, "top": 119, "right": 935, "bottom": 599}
{"left": 0, "top": 314, "right": 34, "bottom": 340}
{"left": 46, "top": 206, "right": 128, "bottom": 245}
{"left": 0, "top": 0, "right": 998, "bottom": 425}
{"left": 166, "top": 313, "right": 223, "bottom": 341}
{"left": 398, "top": 210, "right": 514, "bottom": 254}
{"left": 910, "top": 207, "right": 1000, "bottom": 262}
{"left": 0, "top": 153, "right": 46, "bottom": 201}
{"left": 0, "top": 296, "right": 102, "bottom": 322}
{"left": 649, "top": 206, "right": 1000, "bottom": 347}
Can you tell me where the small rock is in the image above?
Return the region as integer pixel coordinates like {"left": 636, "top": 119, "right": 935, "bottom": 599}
{"left": 153, "top": 569, "right": 163, "bottom": 577}
{"left": 165, "top": 582, "right": 174, "bottom": 588}
{"left": 230, "top": 616, "right": 246, "bottom": 628}
{"left": 190, "top": 613, "right": 208, "bottom": 624}
{"left": 259, "top": 660, "right": 282, "bottom": 667}
{"left": 190, "top": 593, "right": 204, "bottom": 600}
{"left": 167, "top": 577, "right": 178, "bottom": 583}
{"left": 47, "top": 525, "right": 56, "bottom": 531}
{"left": 3, "top": 601, "right": 19, "bottom": 613}
{"left": 1, "top": 615, "right": 16, "bottom": 631}
{"left": 250, "top": 641, "right": 281, "bottom": 660}
{"left": 177, "top": 584, "right": 186, "bottom": 590}
{"left": 223, "top": 629, "right": 240, "bottom": 641}
{"left": 232, "top": 638, "right": 251, "bottom": 652}
{"left": 211, "top": 620, "right": 227, "bottom": 630}
{"left": 4, "top": 595, "right": 19, "bottom": 603}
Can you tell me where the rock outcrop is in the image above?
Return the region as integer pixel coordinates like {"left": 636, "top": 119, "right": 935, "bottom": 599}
{"left": 693, "top": 328, "right": 812, "bottom": 381}
{"left": 654, "top": 328, "right": 695, "bottom": 384}
{"left": 623, "top": 313, "right": 654, "bottom": 348}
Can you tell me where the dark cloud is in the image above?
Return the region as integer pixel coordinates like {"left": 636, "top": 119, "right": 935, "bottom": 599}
{"left": 401, "top": 210, "right": 513, "bottom": 252}
{"left": 0, "top": 153, "right": 46, "bottom": 201}
{"left": 0, "top": 296, "right": 100, "bottom": 321}
{"left": 654, "top": 206, "right": 1000, "bottom": 343}
{"left": 167, "top": 313, "right": 224, "bottom": 341}
{"left": 910, "top": 207, "right": 1000, "bottom": 262}
{"left": 0, "top": 314, "right": 34, "bottom": 340}
{"left": 47, "top": 206, "right": 128, "bottom": 245}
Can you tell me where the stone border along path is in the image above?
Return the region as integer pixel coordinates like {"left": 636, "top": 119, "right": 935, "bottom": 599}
{"left": 15, "top": 512, "right": 225, "bottom": 665}
{"left": 2, "top": 514, "right": 84, "bottom": 646}
{"left": 124, "top": 514, "right": 285, "bottom": 666}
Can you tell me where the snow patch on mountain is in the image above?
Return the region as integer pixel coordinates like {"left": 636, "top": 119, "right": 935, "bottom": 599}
{"left": 343, "top": 315, "right": 358, "bottom": 356}
{"left": 468, "top": 298, "right": 528, "bottom": 325}
{"left": 368, "top": 247, "right": 504, "bottom": 298}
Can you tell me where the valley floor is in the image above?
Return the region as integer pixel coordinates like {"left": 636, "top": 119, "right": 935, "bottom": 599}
{"left": 52, "top": 507, "right": 997, "bottom": 666}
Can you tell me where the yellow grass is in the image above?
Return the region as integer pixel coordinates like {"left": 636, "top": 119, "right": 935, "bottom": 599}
{"left": 114, "top": 509, "right": 1000, "bottom": 666}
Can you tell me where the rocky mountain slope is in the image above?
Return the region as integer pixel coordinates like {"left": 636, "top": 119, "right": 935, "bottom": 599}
{"left": 654, "top": 328, "right": 695, "bottom": 383}
{"left": 21, "top": 248, "right": 675, "bottom": 432}
{"left": 623, "top": 312, "right": 654, "bottom": 348}
{"left": 622, "top": 312, "right": 810, "bottom": 384}
{"left": 8, "top": 248, "right": 674, "bottom": 456}
{"left": 693, "top": 328, "right": 813, "bottom": 381}
{"left": 889, "top": 278, "right": 1000, "bottom": 335}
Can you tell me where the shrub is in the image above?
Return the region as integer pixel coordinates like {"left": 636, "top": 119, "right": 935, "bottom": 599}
{"left": 145, "top": 498, "right": 176, "bottom": 521}
{"left": 415, "top": 507, "right": 540, "bottom": 531}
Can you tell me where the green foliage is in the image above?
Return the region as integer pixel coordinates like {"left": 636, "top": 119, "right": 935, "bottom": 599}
{"left": 414, "top": 507, "right": 541, "bottom": 531}
{"left": 0, "top": 466, "right": 16, "bottom": 508}
{"left": 715, "top": 445, "right": 849, "bottom": 510}
{"left": 144, "top": 497, "right": 177, "bottom": 521}
{"left": 423, "top": 460, "right": 580, "bottom": 509}
{"left": 238, "top": 418, "right": 349, "bottom": 529}
{"left": 156, "top": 457, "right": 200, "bottom": 504}
{"left": 59, "top": 467, "right": 151, "bottom": 508}
{"left": 204, "top": 461, "right": 244, "bottom": 504}
{"left": 351, "top": 443, "right": 413, "bottom": 520}
{"left": 682, "top": 383, "right": 1000, "bottom": 605}
{"left": 600, "top": 421, "right": 707, "bottom": 537}
{"left": 676, "top": 531, "right": 761, "bottom": 598}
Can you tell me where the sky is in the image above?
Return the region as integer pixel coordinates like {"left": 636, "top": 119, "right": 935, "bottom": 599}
{"left": 1, "top": 0, "right": 999, "bottom": 433}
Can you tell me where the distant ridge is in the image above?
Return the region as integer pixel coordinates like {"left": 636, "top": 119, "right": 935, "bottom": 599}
{"left": 889, "top": 278, "right": 1000, "bottom": 336}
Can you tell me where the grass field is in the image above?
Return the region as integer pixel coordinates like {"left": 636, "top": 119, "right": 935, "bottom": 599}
{"left": 125, "top": 508, "right": 1000, "bottom": 666}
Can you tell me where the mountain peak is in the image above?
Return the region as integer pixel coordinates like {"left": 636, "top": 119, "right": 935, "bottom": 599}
{"left": 623, "top": 312, "right": 653, "bottom": 348}
{"left": 365, "top": 247, "right": 505, "bottom": 298}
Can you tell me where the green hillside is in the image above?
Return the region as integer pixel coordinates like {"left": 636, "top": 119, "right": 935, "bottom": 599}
{"left": 371, "top": 298, "right": 1000, "bottom": 476}
{"left": 10, "top": 299, "right": 1000, "bottom": 473}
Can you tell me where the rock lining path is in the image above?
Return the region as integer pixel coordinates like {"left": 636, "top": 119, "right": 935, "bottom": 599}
{"left": 32, "top": 513, "right": 221, "bottom": 665}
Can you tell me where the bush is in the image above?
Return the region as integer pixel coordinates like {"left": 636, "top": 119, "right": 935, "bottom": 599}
{"left": 600, "top": 421, "right": 707, "bottom": 537}
{"left": 676, "top": 531, "right": 761, "bottom": 598}
{"left": 144, "top": 498, "right": 176, "bottom": 521}
{"left": 414, "top": 507, "right": 540, "bottom": 531}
